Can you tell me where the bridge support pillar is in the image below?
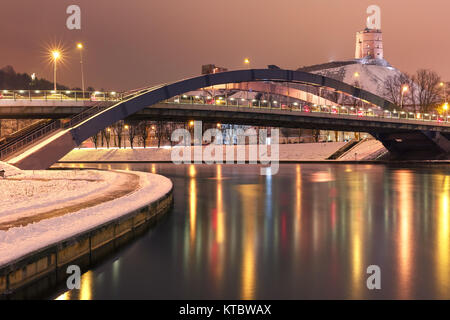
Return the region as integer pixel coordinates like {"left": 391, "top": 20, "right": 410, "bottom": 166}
{"left": 372, "top": 130, "right": 450, "bottom": 160}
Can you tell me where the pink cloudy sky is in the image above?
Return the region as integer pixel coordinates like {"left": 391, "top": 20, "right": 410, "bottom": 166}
{"left": 1, "top": 0, "right": 449, "bottom": 90}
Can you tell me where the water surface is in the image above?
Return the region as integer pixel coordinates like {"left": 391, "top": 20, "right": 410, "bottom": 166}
{"left": 53, "top": 163, "right": 450, "bottom": 299}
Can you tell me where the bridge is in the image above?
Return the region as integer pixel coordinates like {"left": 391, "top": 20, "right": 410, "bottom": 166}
{"left": 1, "top": 69, "right": 450, "bottom": 169}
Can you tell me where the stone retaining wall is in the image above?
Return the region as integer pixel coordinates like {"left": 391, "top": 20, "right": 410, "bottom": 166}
{"left": 0, "top": 188, "right": 173, "bottom": 299}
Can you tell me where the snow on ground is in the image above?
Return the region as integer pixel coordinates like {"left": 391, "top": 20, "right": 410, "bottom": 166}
{"left": 312, "top": 63, "right": 403, "bottom": 100}
{"left": 339, "top": 139, "right": 387, "bottom": 161}
{"left": 0, "top": 171, "right": 172, "bottom": 266}
{"left": 61, "top": 143, "right": 347, "bottom": 162}
{"left": 0, "top": 169, "right": 120, "bottom": 225}
{"left": 0, "top": 161, "right": 22, "bottom": 177}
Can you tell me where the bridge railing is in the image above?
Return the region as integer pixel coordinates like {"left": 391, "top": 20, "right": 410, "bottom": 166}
{"left": 164, "top": 95, "right": 450, "bottom": 124}
{"left": 0, "top": 98, "right": 121, "bottom": 160}
{"left": 0, "top": 86, "right": 162, "bottom": 160}
{"left": 0, "top": 89, "right": 124, "bottom": 102}
{"left": 0, "top": 120, "right": 62, "bottom": 160}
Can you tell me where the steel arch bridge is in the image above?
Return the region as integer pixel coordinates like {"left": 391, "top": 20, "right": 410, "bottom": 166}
{"left": 5, "top": 69, "right": 450, "bottom": 169}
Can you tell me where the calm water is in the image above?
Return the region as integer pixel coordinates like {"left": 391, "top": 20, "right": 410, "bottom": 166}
{"left": 52, "top": 163, "right": 450, "bottom": 299}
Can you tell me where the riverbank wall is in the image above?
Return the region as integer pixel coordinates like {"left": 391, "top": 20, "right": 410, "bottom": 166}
{"left": 0, "top": 185, "right": 173, "bottom": 299}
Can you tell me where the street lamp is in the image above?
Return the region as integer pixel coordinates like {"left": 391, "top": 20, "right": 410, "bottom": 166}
{"left": 244, "top": 58, "right": 250, "bottom": 69}
{"left": 400, "top": 85, "right": 408, "bottom": 109}
{"left": 51, "top": 50, "right": 61, "bottom": 91}
{"left": 440, "top": 82, "right": 447, "bottom": 104}
{"left": 77, "top": 43, "right": 86, "bottom": 98}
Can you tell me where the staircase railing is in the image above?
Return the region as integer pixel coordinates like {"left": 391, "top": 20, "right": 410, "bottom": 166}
{"left": 0, "top": 120, "right": 62, "bottom": 160}
{"left": 0, "top": 86, "right": 159, "bottom": 161}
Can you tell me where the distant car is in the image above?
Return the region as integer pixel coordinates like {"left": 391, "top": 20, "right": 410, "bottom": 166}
{"left": 357, "top": 110, "right": 364, "bottom": 117}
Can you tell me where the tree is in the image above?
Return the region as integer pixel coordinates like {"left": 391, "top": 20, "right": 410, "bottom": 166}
{"left": 413, "top": 69, "right": 442, "bottom": 113}
{"left": 101, "top": 128, "right": 111, "bottom": 148}
{"left": 137, "top": 121, "right": 149, "bottom": 148}
{"left": 113, "top": 121, "right": 124, "bottom": 148}
{"left": 384, "top": 73, "right": 413, "bottom": 107}
{"left": 126, "top": 121, "right": 138, "bottom": 149}
{"left": 156, "top": 120, "right": 164, "bottom": 148}
{"left": 90, "top": 131, "right": 99, "bottom": 149}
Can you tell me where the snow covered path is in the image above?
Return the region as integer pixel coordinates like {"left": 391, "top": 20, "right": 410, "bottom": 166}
{"left": 0, "top": 173, "right": 172, "bottom": 266}
{"left": 0, "top": 169, "right": 124, "bottom": 226}
{"left": 0, "top": 171, "right": 139, "bottom": 230}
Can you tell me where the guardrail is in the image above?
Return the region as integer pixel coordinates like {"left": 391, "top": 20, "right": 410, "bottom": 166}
{"left": 0, "top": 87, "right": 155, "bottom": 160}
{"left": 164, "top": 95, "right": 450, "bottom": 125}
{"left": 0, "top": 120, "right": 61, "bottom": 160}
{"left": 0, "top": 89, "right": 123, "bottom": 102}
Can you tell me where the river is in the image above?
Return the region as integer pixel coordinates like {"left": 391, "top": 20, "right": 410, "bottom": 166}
{"left": 52, "top": 163, "right": 450, "bottom": 299}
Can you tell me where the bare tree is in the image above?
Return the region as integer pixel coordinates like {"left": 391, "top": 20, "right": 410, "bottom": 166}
{"left": 156, "top": 120, "right": 165, "bottom": 148}
{"left": 90, "top": 131, "right": 99, "bottom": 149}
{"left": 101, "top": 128, "right": 111, "bottom": 148}
{"left": 413, "top": 69, "right": 442, "bottom": 113}
{"left": 383, "top": 73, "right": 412, "bottom": 107}
{"left": 113, "top": 121, "right": 124, "bottom": 148}
{"left": 126, "top": 121, "right": 138, "bottom": 149}
{"left": 137, "top": 121, "right": 149, "bottom": 148}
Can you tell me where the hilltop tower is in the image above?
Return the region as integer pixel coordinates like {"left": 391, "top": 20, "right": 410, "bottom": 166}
{"left": 355, "top": 5, "right": 383, "bottom": 60}
{"left": 355, "top": 28, "right": 383, "bottom": 60}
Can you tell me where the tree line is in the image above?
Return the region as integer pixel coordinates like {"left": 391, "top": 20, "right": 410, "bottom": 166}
{"left": 0, "top": 65, "right": 95, "bottom": 91}
{"left": 383, "top": 69, "right": 447, "bottom": 113}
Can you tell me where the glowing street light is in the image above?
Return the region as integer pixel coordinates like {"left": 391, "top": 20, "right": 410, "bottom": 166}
{"left": 440, "top": 82, "right": 447, "bottom": 103}
{"left": 51, "top": 50, "right": 61, "bottom": 91}
{"left": 77, "top": 43, "right": 86, "bottom": 98}
{"left": 400, "top": 85, "right": 408, "bottom": 109}
{"left": 244, "top": 58, "right": 250, "bottom": 69}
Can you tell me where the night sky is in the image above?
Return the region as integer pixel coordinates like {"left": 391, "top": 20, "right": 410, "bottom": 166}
{"left": 2, "top": 0, "right": 449, "bottom": 90}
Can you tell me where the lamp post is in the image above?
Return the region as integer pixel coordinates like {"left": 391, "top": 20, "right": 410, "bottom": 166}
{"left": 440, "top": 82, "right": 447, "bottom": 104}
{"left": 244, "top": 58, "right": 250, "bottom": 69}
{"left": 77, "top": 43, "right": 85, "bottom": 98}
{"left": 244, "top": 58, "right": 251, "bottom": 102}
{"left": 51, "top": 51, "right": 61, "bottom": 91}
{"left": 400, "top": 85, "right": 408, "bottom": 109}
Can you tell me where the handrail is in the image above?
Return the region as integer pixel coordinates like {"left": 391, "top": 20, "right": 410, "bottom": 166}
{"left": 0, "top": 89, "right": 123, "bottom": 102}
{"left": 0, "top": 120, "right": 61, "bottom": 160}
{"left": 0, "top": 87, "right": 157, "bottom": 160}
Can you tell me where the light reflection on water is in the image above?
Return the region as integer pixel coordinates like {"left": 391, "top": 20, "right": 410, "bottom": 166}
{"left": 53, "top": 163, "right": 450, "bottom": 300}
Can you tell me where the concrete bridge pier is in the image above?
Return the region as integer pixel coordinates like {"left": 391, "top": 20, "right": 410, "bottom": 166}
{"left": 373, "top": 130, "right": 450, "bottom": 160}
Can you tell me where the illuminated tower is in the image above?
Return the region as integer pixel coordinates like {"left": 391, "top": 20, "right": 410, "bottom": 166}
{"left": 355, "top": 28, "right": 383, "bottom": 60}
{"left": 355, "top": 5, "right": 383, "bottom": 60}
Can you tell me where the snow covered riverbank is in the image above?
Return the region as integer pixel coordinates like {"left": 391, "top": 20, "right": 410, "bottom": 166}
{"left": 60, "top": 142, "right": 348, "bottom": 162}
{"left": 0, "top": 162, "right": 173, "bottom": 266}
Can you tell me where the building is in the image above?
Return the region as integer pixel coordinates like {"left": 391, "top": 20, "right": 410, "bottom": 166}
{"left": 355, "top": 28, "right": 384, "bottom": 60}
{"left": 201, "top": 64, "right": 228, "bottom": 75}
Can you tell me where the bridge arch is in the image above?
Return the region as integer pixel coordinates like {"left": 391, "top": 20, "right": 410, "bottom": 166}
{"left": 72, "top": 69, "right": 395, "bottom": 143}
{"left": 9, "top": 69, "right": 400, "bottom": 169}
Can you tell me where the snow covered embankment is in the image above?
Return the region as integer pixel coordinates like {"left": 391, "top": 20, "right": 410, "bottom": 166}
{"left": 60, "top": 143, "right": 346, "bottom": 162}
{"left": 0, "top": 168, "right": 172, "bottom": 266}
